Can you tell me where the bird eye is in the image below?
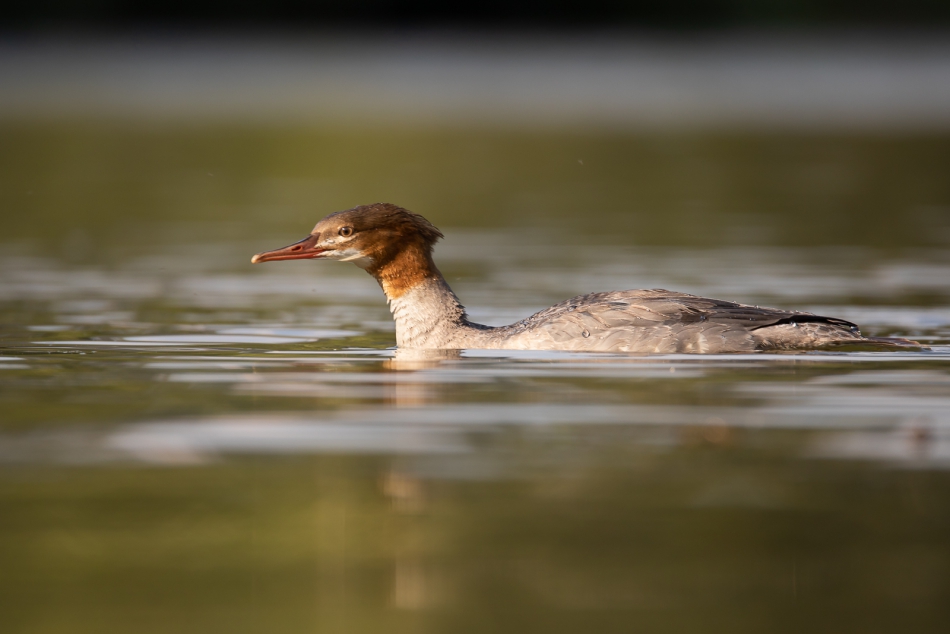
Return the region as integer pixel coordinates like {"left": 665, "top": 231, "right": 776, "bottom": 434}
{"left": 339, "top": 227, "right": 353, "bottom": 237}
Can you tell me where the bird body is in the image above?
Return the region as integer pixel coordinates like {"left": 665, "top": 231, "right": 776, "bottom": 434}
{"left": 252, "top": 203, "right": 920, "bottom": 353}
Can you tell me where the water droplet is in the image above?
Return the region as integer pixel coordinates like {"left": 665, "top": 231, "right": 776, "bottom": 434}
{"left": 581, "top": 329, "right": 590, "bottom": 338}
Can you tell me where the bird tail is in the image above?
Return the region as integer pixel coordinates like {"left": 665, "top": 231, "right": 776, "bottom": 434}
{"left": 865, "top": 336, "right": 927, "bottom": 349}
{"left": 826, "top": 335, "right": 928, "bottom": 351}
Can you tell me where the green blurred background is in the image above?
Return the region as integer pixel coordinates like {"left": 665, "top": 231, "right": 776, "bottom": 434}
{"left": 2, "top": 21, "right": 950, "bottom": 634}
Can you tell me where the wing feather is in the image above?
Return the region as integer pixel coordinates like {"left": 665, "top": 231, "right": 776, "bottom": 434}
{"left": 497, "top": 289, "right": 863, "bottom": 352}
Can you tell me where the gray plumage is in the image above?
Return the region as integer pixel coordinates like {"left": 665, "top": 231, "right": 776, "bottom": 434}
{"left": 252, "top": 203, "right": 923, "bottom": 354}
{"left": 497, "top": 289, "right": 864, "bottom": 352}
{"left": 393, "top": 282, "right": 917, "bottom": 353}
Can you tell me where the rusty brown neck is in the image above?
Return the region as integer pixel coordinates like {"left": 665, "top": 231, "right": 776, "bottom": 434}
{"left": 367, "top": 239, "right": 444, "bottom": 301}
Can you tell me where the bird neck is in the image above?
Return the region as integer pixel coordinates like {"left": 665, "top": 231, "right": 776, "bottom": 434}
{"left": 368, "top": 240, "right": 440, "bottom": 301}
{"left": 367, "top": 243, "right": 472, "bottom": 348}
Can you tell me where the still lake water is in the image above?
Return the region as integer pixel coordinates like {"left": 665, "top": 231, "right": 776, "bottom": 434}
{"left": 3, "top": 37, "right": 950, "bottom": 633}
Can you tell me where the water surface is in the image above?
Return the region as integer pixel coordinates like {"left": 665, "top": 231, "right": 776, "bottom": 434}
{"left": 2, "top": 45, "right": 950, "bottom": 631}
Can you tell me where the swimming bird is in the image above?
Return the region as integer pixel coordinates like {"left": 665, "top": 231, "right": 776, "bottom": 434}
{"left": 252, "top": 203, "right": 920, "bottom": 353}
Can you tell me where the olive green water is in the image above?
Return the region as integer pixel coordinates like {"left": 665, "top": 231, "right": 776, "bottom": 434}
{"left": 2, "top": 121, "right": 950, "bottom": 634}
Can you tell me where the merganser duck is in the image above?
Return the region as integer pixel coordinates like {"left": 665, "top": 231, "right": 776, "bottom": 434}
{"left": 252, "top": 203, "right": 921, "bottom": 353}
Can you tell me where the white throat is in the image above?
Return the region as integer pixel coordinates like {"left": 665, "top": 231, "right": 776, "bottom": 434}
{"left": 326, "top": 247, "right": 374, "bottom": 270}
{"left": 387, "top": 277, "right": 468, "bottom": 348}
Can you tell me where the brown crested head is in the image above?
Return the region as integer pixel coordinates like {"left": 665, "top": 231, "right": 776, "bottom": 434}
{"left": 251, "top": 203, "right": 445, "bottom": 298}
{"left": 315, "top": 202, "right": 443, "bottom": 265}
